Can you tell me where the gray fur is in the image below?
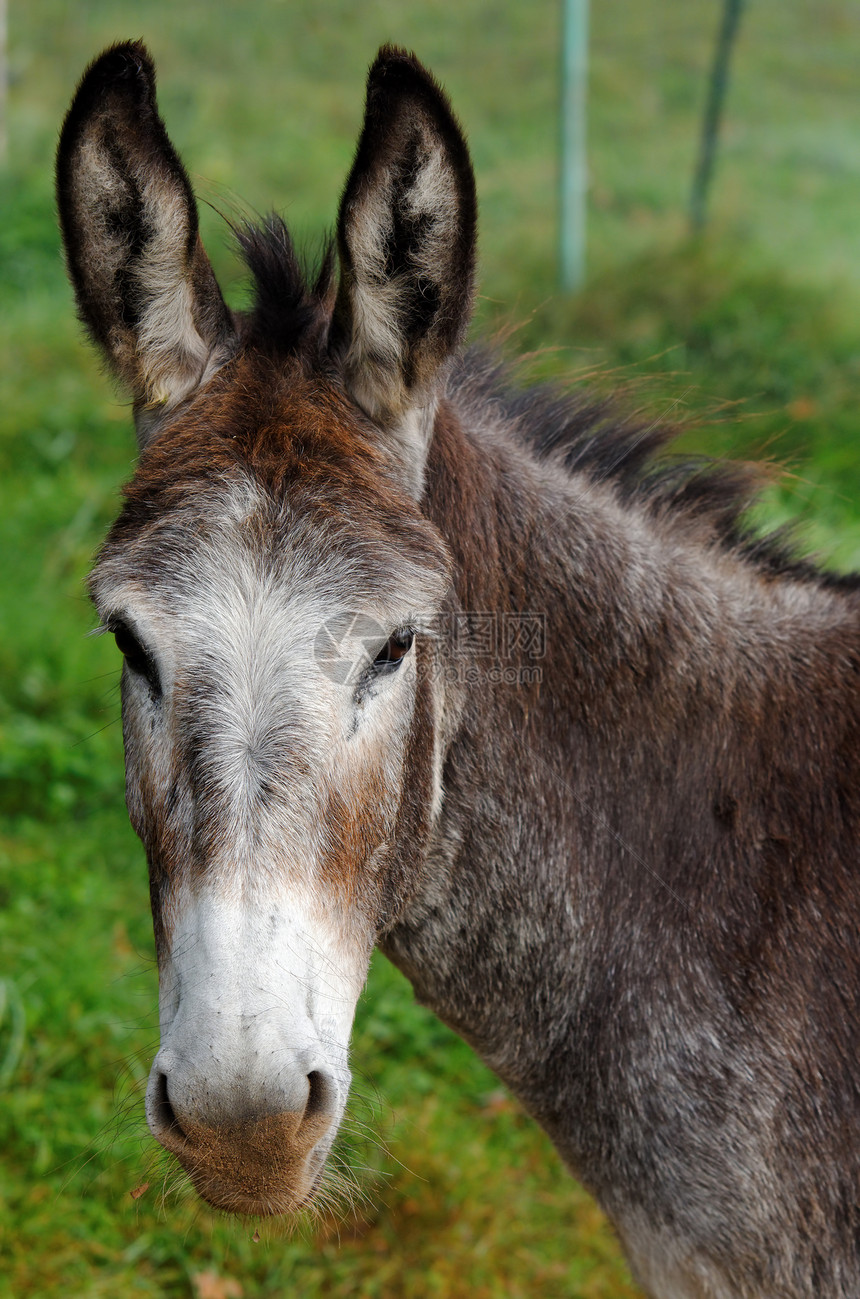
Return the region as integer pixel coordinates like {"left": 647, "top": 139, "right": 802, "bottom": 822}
{"left": 59, "top": 41, "right": 860, "bottom": 1299}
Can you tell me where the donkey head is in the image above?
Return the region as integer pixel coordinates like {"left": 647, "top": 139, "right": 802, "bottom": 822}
{"left": 57, "top": 43, "right": 475, "bottom": 1214}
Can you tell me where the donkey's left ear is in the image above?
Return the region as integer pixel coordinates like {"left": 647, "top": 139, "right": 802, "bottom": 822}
{"left": 56, "top": 42, "right": 235, "bottom": 445}
{"left": 332, "top": 48, "right": 477, "bottom": 494}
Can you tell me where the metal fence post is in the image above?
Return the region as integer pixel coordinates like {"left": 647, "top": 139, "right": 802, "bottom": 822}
{"left": 690, "top": 0, "right": 746, "bottom": 232}
{"left": 559, "top": 0, "right": 589, "bottom": 291}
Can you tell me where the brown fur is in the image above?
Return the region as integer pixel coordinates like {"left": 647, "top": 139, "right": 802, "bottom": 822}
{"left": 59, "top": 41, "right": 860, "bottom": 1298}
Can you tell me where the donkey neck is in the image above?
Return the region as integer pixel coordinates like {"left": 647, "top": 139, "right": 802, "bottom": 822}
{"left": 383, "top": 380, "right": 860, "bottom": 1158}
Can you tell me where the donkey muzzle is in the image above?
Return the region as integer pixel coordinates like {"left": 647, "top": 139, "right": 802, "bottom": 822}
{"left": 145, "top": 1048, "right": 343, "bottom": 1214}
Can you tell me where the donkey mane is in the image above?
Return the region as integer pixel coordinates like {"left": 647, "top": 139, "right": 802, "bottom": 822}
{"left": 236, "top": 216, "right": 335, "bottom": 356}
{"left": 450, "top": 351, "right": 860, "bottom": 591}
{"left": 238, "top": 214, "right": 859, "bottom": 592}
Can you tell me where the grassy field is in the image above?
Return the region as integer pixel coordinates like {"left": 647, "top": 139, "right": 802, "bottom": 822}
{"left": 2, "top": 1, "right": 860, "bottom": 1296}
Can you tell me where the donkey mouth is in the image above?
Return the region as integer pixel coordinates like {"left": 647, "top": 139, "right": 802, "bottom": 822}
{"left": 181, "top": 1158, "right": 326, "bottom": 1218}
{"left": 153, "top": 1105, "right": 335, "bottom": 1216}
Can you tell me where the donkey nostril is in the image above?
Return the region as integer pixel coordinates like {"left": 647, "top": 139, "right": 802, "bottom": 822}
{"left": 305, "top": 1069, "right": 330, "bottom": 1119}
{"left": 151, "top": 1070, "right": 187, "bottom": 1142}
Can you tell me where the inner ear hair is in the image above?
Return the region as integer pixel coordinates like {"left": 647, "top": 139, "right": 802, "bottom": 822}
{"left": 56, "top": 42, "right": 234, "bottom": 438}
{"left": 332, "top": 47, "right": 477, "bottom": 481}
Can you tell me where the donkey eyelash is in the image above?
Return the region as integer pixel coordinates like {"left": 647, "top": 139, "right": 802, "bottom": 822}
{"left": 105, "top": 618, "right": 162, "bottom": 695}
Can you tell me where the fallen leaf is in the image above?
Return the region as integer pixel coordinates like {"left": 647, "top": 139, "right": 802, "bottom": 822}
{"left": 192, "top": 1271, "right": 243, "bottom": 1299}
{"left": 787, "top": 396, "right": 816, "bottom": 420}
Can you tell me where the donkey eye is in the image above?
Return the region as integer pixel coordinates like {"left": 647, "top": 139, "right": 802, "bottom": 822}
{"left": 111, "top": 621, "right": 160, "bottom": 692}
{"left": 372, "top": 629, "right": 415, "bottom": 674}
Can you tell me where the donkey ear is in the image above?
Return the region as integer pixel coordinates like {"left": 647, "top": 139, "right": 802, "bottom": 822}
{"left": 332, "top": 48, "right": 477, "bottom": 492}
{"left": 56, "top": 42, "right": 235, "bottom": 444}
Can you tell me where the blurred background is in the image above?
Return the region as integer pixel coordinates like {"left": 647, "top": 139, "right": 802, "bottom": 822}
{"left": 1, "top": 2, "right": 859, "bottom": 1295}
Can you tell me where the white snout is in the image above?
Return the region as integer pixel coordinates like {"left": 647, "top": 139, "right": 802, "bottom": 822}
{"left": 145, "top": 886, "right": 366, "bottom": 1214}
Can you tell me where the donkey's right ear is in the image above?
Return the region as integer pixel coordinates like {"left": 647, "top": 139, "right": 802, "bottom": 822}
{"left": 56, "top": 42, "right": 235, "bottom": 445}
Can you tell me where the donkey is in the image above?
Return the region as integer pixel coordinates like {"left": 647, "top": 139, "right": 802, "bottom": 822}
{"left": 57, "top": 41, "right": 860, "bottom": 1298}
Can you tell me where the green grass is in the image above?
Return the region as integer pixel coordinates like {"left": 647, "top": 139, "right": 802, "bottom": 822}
{"left": 2, "top": 1, "right": 860, "bottom": 1295}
